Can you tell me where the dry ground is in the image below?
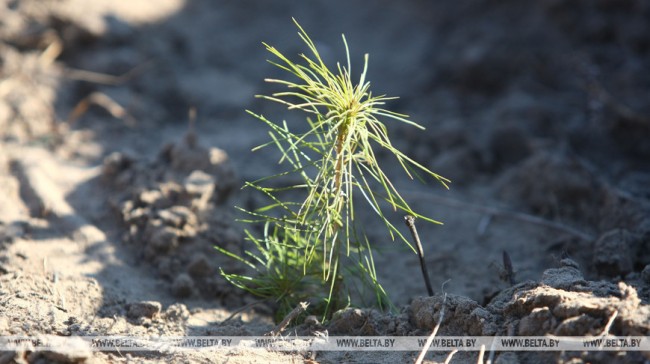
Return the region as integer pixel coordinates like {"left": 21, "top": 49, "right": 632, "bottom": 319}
{"left": 1, "top": 1, "right": 649, "bottom": 363}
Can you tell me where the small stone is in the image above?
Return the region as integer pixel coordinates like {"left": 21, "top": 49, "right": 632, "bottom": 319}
{"left": 209, "top": 147, "right": 229, "bottom": 165}
{"left": 127, "top": 301, "right": 162, "bottom": 319}
{"left": 172, "top": 273, "right": 194, "bottom": 298}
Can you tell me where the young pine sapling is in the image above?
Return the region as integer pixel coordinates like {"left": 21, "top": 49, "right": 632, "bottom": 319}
{"left": 217, "top": 20, "right": 449, "bottom": 321}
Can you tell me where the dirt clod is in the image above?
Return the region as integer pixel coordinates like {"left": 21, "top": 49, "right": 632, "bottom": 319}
{"left": 127, "top": 301, "right": 162, "bottom": 319}
{"left": 36, "top": 337, "right": 92, "bottom": 364}
{"left": 410, "top": 294, "right": 494, "bottom": 336}
{"left": 541, "top": 266, "right": 586, "bottom": 290}
{"left": 162, "top": 304, "right": 190, "bottom": 322}
{"left": 518, "top": 307, "right": 557, "bottom": 336}
{"left": 592, "top": 229, "right": 635, "bottom": 277}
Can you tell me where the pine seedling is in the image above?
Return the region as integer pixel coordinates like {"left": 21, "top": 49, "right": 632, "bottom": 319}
{"left": 217, "top": 19, "right": 449, "bottom": 321}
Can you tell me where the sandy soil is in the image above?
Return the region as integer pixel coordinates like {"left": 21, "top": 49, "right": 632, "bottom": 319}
{"left": 1, "top": 0, "right": 649, "bottom": 363}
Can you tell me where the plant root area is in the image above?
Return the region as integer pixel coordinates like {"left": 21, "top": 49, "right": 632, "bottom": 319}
{"left": 1, "top": 1, "right": 649, "bottom": 363}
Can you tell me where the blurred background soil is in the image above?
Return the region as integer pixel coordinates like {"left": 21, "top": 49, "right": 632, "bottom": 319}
{"left": 0, "top": 0, "right": 649, "bottom": 363}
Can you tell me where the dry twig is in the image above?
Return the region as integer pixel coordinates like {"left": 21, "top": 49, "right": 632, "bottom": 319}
{"left": 477, "top": 344, "right": 486, "bottom": 364}
{"left": 68, "top": 92, "right": 136, "bottom": 127}
{"left": 502, "top": 250, "right": 515, "bottom": 285}
{"left": 221, "top": 301, "right": 265, "bottom": 324}
{"left": 63, "top": 62, "right": 150, "bottom": 86}
{"left": 444, "top": 349, "right": 458, "bottom": 364}
{"left": 269, "top": 301, "right": 309, "bottom": 336}
{"left": 405, "top": 215, "right": 434, "bottom": 296}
